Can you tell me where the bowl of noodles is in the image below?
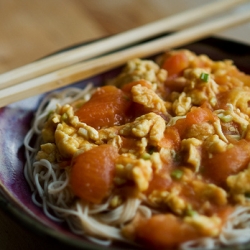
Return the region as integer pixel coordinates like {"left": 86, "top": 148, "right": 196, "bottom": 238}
{"left": 1, "top": 37, "right": 250, "bottom": 250}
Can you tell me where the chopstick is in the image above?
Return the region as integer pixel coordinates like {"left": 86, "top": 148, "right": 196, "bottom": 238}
{"left": 0, "top": 0, "right": 248, "bottom": 89}
{"left": 0, "top": 8, "right": 249, "bottom": 108}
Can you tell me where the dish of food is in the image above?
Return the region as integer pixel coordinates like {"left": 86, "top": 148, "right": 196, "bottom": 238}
{"left": 1, "top": 37, "right": 250, "bottom": 250}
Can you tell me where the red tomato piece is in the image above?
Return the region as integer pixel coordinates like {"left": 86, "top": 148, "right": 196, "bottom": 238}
{"left": 158, "top": 126, "right": 181, "bottom": 150}
{"left": 70, "top": 144, "right": 119, "bottom": 204}
{"left": 135, "top": 214, "right": 201, "bottom": 249}
{"left": 75, "top": 85, "right": 132, "bottom": 129}
{"left": 174, "top": 107, "right": 216, "bottom": 138}
{"left": 162, "top": 51, "right": 189, "bottom": 77}
{"left": 203, "top": 139, "right": 250, "bottom": 186}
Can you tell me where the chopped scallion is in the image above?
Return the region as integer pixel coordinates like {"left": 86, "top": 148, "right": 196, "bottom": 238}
{"left": 186, "top": 206, "right": 198, "bottom": 217}
{"left": 217, "top": 113, "right": 233, "bottom": 123}
{"left": 200, "top": 72, "right": 209, "bottom": 82}
{"left": 47, "top": 110, "right": 53, "bottom": 119}
{"left": 141, "top": 153, "right": 151, "bottom": 160}
{"left": 171, "top": 169, "right": 183, "bottom": 180}
{"left": 61, "top": 113, "right": 68, "bottom": 121}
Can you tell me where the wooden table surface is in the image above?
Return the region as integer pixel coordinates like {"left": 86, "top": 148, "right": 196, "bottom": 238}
{"left": 0, "top": 0, "right": 250, "bottom": 249}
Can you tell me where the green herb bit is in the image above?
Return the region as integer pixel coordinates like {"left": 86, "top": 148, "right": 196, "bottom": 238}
{"left": 217, "top": 113, "right": 233, "bottom": 123}
{"left": 227, "top": 143, "right": 234, "bottom": 149}
{"left": 171, "top": 169, "right": 183, "bottom": 180}
{"left": 245, "top": 193, "right": 250, "bottom": 198}
{"left": 47, "top": 110, "right": 54, "bottom": 119}
{"left": 186, "top": 205, "right": 198, "bottom": 217}
{"left": 61, "top": 113, "right": 68, "bottom": 121}
{"left": 141, "top": 153, "right": 151, "bottom": 160}
{"left": 200, "top": 72, "right": 209, "bottom": 82}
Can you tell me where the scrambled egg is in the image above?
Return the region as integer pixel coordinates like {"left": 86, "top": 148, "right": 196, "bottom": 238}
{"left": 184, "top": 214, "right": 222, "bottom": 237}
{"left": 131, "top": 84, "right": 167, "bottom": 113}
{"left": 172, "top": 92, "right": 192, "bottom": 116}
{"left": 110, "top": 58, "right": 167, "bottom": 93}
{"left": 38, "top": 104, "right": 99, "bottom": 160}
{"left": 181, "top": 138, "right": 202, "bottom": 172}
{"left": 227, "top": 165, "right": 250, "bottom": 204}
{"left": 115, "top": 154, "right": 153, "bottom": 191}
{"left": 119, "top": 112, "right": 165, "bottom": 146}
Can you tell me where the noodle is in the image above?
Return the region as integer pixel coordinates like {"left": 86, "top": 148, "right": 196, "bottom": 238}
{"left": 24, "top": 50, "right": 250, "bottom": 249}
{"left": 24, "top": 86, "right": 133, "bottom": 245}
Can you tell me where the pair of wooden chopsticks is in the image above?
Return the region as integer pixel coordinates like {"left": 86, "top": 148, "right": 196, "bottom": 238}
{"left": 0, "top": 0, "right": 249, "bottom": 107}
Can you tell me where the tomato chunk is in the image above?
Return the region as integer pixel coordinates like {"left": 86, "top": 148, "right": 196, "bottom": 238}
{"left": 70, "top": 144, "right": 119, "bottom": 204}
{"left": 75, "top": 85, "right": 132, "bottom": 129}
{"left": 203, "top": 139, "right": 250, "bottom": 186}
{"left": 146, "top": 172, "right": 172, "bottom": 195}
{"left": 174, "top": 106, "right": 216, "bottom": 138}
{"left": 135, "top": 214, "right": 201, "bottom": 249}
{"left": 162, "top": 51, "right": 189, "bottom": 77}
{"left": 185, "top": 106, "right": 215, "bottom": 127}
{"left": 158, "top": 126, "right": 181, "bottom": 150}
{"left": 215, "top": 68, "right": 250, "bottom": 87}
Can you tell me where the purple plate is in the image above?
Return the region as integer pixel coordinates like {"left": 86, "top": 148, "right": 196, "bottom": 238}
{"left": 1, "top": 37, "right": 250, "bottom": 250}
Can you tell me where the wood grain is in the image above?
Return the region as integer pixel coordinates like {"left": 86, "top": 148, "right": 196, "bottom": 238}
{"left": 0, "top": 0, "right": 214, "bottom": 74}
